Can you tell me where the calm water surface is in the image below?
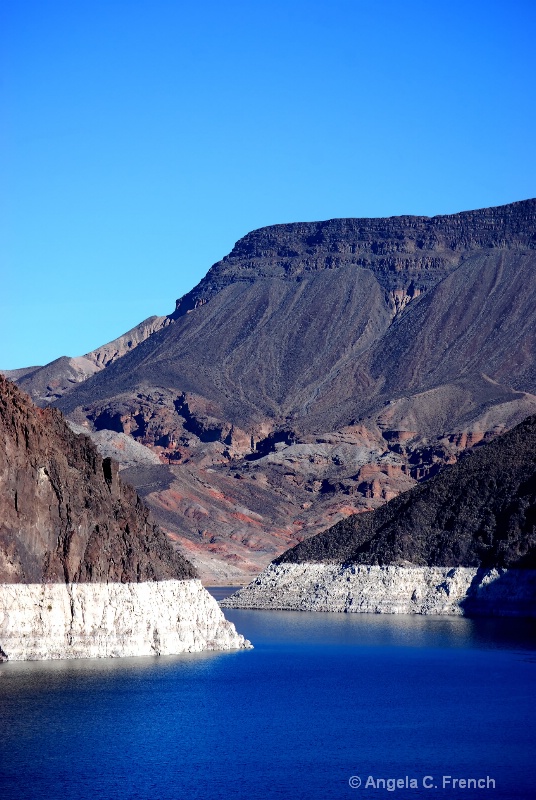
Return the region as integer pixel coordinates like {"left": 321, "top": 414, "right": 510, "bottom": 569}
{"left": 1, "top": 603, "right": 535, "bottom": 800}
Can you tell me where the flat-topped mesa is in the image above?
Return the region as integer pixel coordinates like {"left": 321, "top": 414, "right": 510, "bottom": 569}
{"left": 223, "top": 414, "right": 536, "bottom": 616}
{"left": 0, "top": 375, "right": 251, "bottom": 659}
{"left": 173, "top": 199, "right": 536, "bottom": 316}
{"left": 8, "top": 199, "right": 536, "bottom": 584}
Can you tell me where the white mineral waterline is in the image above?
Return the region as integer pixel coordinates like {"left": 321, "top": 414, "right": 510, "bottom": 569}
{"left": 0, "top": 579, "right": 252, "bottom": 661}
{"left": 222, "top": 563, "right": 536, "bottom": 617}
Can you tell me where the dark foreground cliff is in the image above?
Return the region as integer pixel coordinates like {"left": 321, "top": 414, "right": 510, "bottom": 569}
{"left": 0, "top": 376, "right": 250, "bottom": 659}
{"left": 0, "top": 373, "right": 195, "bottom": 584}
{"left": 224, "top": 416, "right": 536, "bottom": 616}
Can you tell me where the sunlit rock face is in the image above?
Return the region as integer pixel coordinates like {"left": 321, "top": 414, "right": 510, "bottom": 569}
{"left": 0, "top": 580, "right": 250, "bottom": 661}
{"left": 222, "top": 563, "right": 536, "bottom": 617}
{"left": 0, "top": 373, "right": 197, "bottom": 585}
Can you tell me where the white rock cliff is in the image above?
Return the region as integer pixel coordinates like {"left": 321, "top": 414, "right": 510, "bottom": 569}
{"left": 222, "top": 563, "right": 536, "bottom": 617}
{"left": 0, "top": 579, "right": 251, "bottom": 660}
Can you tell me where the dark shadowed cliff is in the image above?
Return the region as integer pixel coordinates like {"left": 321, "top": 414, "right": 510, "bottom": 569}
{"left": 0, "top": 375, "right": 196, "bottom": 583}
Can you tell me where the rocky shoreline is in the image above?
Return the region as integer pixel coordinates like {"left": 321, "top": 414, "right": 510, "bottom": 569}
{"left": 222, "top": 563, "right": 536, "bottom": 617}
{"left": 0, "top": 579, "right": 251, "bottom": 661}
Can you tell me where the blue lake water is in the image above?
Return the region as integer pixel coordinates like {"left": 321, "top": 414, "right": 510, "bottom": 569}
{"left": 1, "top": 604, "right": 535, "bottom": 800}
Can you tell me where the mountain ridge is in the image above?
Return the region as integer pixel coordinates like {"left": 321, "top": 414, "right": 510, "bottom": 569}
{"left": 5, "top": 199, "right": 536, "bottom": 581}
{"left": 3, "top": 315, "right": 169, "bottom": 406}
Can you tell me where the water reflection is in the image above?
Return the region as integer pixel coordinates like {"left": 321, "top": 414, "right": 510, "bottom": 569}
{"left": 223, "top": 607, "right": 536, "bottom": 652}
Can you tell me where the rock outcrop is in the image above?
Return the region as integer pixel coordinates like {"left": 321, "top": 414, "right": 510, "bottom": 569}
{"left": 224, "top": 415, "right": 536, "bottom": 616}
{"left": 0, "top": 373, "right": 196, "bottom": 584}
{"left": 0, "top": 375, "right": 250, "bottom": 659}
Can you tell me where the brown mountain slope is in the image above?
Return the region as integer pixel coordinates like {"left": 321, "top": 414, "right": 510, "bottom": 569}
{"left": 5, "top": 315, "right": 169, "bottom": 406}
{"left": 57, "top": 200, "right": 536, "bottom": 434}
{"left": 59, "top": 265, "right": 392, "bottom": 430}
{"left": 302, "top": 248, "right": 536, "bottom": 433}
{"left": 0, "top": 375, "right": 195, "bottom": 584}
{"left": 11, "top": 199, "right": 536, "bottom": 582}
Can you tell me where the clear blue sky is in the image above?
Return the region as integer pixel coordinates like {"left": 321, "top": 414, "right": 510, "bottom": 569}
{"left": 2, "top": 0, "right": 535, "bottom": 369}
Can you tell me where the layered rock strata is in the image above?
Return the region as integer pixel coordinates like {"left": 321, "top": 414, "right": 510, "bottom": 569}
{"left": 222, "top": 563, "right": 536, "bottom": 617}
